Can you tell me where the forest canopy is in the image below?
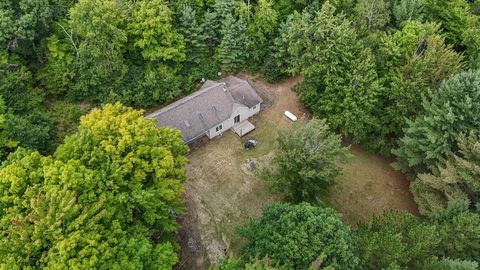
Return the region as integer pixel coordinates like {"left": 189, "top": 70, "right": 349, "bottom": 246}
{"left": 1, "top": 0, "right": 479, "bottom": 269}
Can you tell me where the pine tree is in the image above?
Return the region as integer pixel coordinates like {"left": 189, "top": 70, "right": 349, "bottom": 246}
{"left": 203, "top": 0, "right": 240, "bottom": 48}
{"left": 289, "top": 2, "right": 383, "bottom": 146}
{"left": 178, "top": 5, "right": 207, "bottom": 65}
{"left": 393, "top": 70, "right": 480, "bottom": 175}
{"left": 215, "top": 14, "right": 247, "bottom": 73}
{"left": 412, "top": 132, "right": 480, "bottom": 215}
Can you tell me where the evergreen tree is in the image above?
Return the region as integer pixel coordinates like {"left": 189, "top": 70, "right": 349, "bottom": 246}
{"left": 245, "top": 0, "right": 279, "bottom": 68}
{"left": 203, "top": 0, "right": 240, "bottom": 48}
{"left": 393, "top": 70, "right": 480, "bottom": 175}
{"left": 374, "top": 23, "right": 464, "bottom": 154}
{"left": 216, "top": 14, "right": 247, "bottom": 73}
{"left": 412, "top": 132, "right": 480, "bottom": 215}
{"left": 290, "top": 2, "right": 383, "bottom": 146}
{"left": 178, "top": 5, "right": 207, "bottom": 66}
{"left": 355, "top": 211, "right": 440, "bottom": 269}
{"left": 424, "top": 0, "right": 480, "bottom": 67}
{"left": 356, "top": 207, "right": 480, "bottom": 269}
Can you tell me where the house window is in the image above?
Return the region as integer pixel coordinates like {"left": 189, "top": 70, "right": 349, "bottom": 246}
{"left": 216, "top": 124, "right": 223, "bottom": 132}
{"left": 234, "top": 115, "right": 240, "bottom": 123}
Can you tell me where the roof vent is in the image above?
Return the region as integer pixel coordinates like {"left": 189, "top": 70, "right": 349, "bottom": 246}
{"left": 223, "top": 82, "right": 227, "bottom": 92}
{"left": 184, "top": 120, "right": 191, "bottom": 128}
{"left": 197, "top": 112, "right": 205, "bottom": 122}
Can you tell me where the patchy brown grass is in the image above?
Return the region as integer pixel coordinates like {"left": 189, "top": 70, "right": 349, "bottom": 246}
{"left": 175, "top": 75, "right": 418, "bottom": 270}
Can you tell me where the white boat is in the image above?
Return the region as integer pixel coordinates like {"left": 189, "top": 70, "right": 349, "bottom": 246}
{"left": 284, "top": 111, "right": 297, "bottom": 121}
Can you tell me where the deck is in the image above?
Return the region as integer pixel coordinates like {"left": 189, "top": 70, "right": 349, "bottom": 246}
{"left": 232, "top": 120, "right": 255, "bottom": 137}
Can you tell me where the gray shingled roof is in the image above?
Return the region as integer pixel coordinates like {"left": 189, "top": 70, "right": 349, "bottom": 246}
{"left": 221, "top": 76, "right": 263, "bottom": 108}
{"left": 146, "top": 76, "right": 263, "bottom": 143}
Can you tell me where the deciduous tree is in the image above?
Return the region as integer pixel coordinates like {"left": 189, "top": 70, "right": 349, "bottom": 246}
{"left": 355, "top": 211, "right": 440, "bottom": 269}
{"left": 0, "top": 103, "right": 189, "bottom": 269}
{"left": 0, "top": 98, "right": 17, "bottom": 161}
{"left": 69, "top": 0, "right": 128, "bottom": 101}
{"left": 264, "top": 118, "right": 349, "bottom": 203}
{"left": 128, "top": 0, "right": 185, "bottom": 63}
{"left": 238, "top": 203, "right": 359, "bottom": 269}
{"left": 393, "top": 0, "right": 424, "bottom": 26}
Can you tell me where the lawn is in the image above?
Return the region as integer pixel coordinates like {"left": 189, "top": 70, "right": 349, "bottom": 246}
{"left": 175, "top": 75, "right": 418, "bottom": 270}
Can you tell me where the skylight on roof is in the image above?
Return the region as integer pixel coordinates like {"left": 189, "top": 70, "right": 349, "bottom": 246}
{"left": 184, "top": 120, "right": 191, "bottom": 128}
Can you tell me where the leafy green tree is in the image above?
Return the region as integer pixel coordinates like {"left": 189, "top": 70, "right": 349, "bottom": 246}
{"left": 111, "top": 64, "right": 186, "bottom": 107}
{"left": 412, "top": 133, "right": 480, "bottom": 215}
{"left": 178, "top": 5, "right": 207, "bottom": 66}
{"left": 431, "top": 202, "right": 480, "bottom": 262}
{"left": 5, "top": 110, "right": 55, "bottom": 154}
{"left": 129, "top": 0, "right": 185, "bottom": 63}
{"left": 36, "top": 33, "right": 75, "bottom": 97}
{"left": 68, "top": 0, "right": 128, "bottom": 101}
{"left": 393, "top": 0, "right": 424, "bottom": 26}
{"left": 0, "top": 51, "right": 36, "bottom": 113}
{"left": 393, "top": 70, "right": 480, "bottom": 175}
{"left": 374, "top": 22, "right": 464, "bottom": 154}
{"left": 49, "top": 100, "right": 88, "bottom": 145}
{"left": 354, "top": 0, "right": 391, "bottom": 31}
{"left": 216, "top": 14, "right": 247, "bottom": 73}
{"left": 0, "top": 0, "right": 53, "bottom": 56}
{"left": 245, "top": 0, "right": 279, "bottom": 68}
{"left": 0, "top": 103, "right": 188, "bottom": 269}
{"left": 264, "top": 118, "right": 349, "bottom": 203}
{"left": 355, "top": 211, "right": 441, "bottom": 269}
{"left": 424, "top": 0, "right": 480, "bottom": 67}
{"left": 0, "top": 97, "right": 17, "bottom": 160}
{"left": 238, "top": 203, "right": 359, "bottom": 269}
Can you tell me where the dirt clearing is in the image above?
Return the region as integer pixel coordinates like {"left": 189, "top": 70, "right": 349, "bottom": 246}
{"left": 175, "top": 75, "right": 418, "bottom": 269}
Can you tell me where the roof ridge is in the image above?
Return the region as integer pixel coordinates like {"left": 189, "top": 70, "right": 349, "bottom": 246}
{"left": 147, "top": 81, "right": 223, "bottom": 118}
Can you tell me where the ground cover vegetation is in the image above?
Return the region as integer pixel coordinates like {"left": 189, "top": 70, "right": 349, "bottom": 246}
{"left": 1, "top": 0, "right": 479, "bottom": 269}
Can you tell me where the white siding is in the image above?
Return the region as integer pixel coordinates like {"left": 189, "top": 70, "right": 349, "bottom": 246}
{"left": 206, "top": 102, "right": 262, "bottom": 139}
{"left": 207, "top": 117, "right": 234, "bottom": 138}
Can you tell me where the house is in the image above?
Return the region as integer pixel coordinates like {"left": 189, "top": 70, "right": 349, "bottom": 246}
{"left": 146, "top": 76, "right": 263, "bottom": 143}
